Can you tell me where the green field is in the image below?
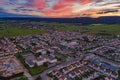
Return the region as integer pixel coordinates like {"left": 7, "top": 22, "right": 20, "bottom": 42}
{"left": 85, "top": 24, "right": 120, "bottom": 38}
{"left": 0, "top": 28, "right": 48, "bottom": 37}
{"left": 87, "top": 24, "right": 120, "bottom": 35}
{"left": 55, "top": 26, "right": 83, "bottom": 31}
{"left": 28, "top": 65, "right": 47, "bottom": 76}
{"left": 54, "top": 24, "right": 120, "bottom": 38}
{"left": 0, "top": 21, "right": 119, "bottom": 38}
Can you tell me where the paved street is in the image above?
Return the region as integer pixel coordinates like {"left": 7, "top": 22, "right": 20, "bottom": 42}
{"left": 97, "top": 56, "right": 120, "bottom": 67}
{"left": 24, "top": 69, "right": 34, "bottom": 80}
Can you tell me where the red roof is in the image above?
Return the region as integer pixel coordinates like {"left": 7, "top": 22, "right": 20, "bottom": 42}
{"left": 67, "top": 65, "right": 73, "bottom": 70}
{"left": 0, "top": 69, "right": 6, "bottom": 73}
{"left": 32, "top": 47, "right": 43, "bottom": 51}
{"left": 63, "top": 67, "right": 68, "bottom": 71}
{"left": 0, "top": 61, "right": 3, "bottom": 65}
{"left": 75, "top": 70, "right": 80, "bottom": 74}
{"left": 75, "top": 62, "right": 81, "bottom": 67}
{"left": 71, "top": 72, "right": 76, "bottom": 76}
{"left": 56, "top": 72, "right": 62, "bottom": 77}
{"left": 59, "top": 75, "right": 67, "bottom": 80}
{"left": 52, "top": 70, "right": 57, "bottom": 74}
{"left": 72, "top": 64, "right": 76, "bottom": 68}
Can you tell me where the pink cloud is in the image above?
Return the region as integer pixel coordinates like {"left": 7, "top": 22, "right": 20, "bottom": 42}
{"left": 79, "top": 0, "right": 92, "bottom": 5}
{"left": 53, "top": 0, "right": 74, "bottom": 10}
{"left": 43, "top": 8, "right": 72, "bottom": 17}
{"left": 34, "top": 0, "right": 46, "bottom": 9}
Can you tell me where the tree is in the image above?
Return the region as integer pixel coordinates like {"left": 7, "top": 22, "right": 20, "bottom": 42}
{"left": 19, "top": 77, "right": 28, "bottom": 80}
{"left": 74, "top": 77, "right": 82, "bottom": 80}
{"left": 35, "top": 76, "right": 42, "bottom": 80}
{"left": 118, "top": 70, "right": 120, "bottom": 78}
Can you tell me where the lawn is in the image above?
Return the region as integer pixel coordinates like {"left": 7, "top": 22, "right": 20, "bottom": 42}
{"left": 28, "top": 65, "right": 48, "bottom": 76}
{"left": 0, "top": 28, "right": 48, "bottom": 37}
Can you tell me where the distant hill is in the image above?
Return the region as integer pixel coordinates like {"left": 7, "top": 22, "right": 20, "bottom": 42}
{"left": 0, "top": 16, "right": 120, "bottom": 25}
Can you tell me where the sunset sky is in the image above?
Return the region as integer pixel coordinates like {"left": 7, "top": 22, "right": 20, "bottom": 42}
{"left": 0, "top": 0, "right": 120, "bottom": 18}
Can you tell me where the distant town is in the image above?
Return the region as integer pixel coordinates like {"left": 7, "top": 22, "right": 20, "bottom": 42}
{"left": 0, "top": 23, "right": 120, "bottom": 80}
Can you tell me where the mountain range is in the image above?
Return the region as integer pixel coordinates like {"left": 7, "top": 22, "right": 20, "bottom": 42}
{"left": 0, "top": 16, "right": 120, "bottom": 25}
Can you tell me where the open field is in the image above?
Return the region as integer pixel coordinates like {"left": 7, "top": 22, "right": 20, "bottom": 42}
{"left": 87, "top": 24, "right": 120, "bottom": 35}
{"left": 54, "top": 24, "right": 120, "bottom": 35}
{"left": 0, "top": 28, "right": 48, "bottom": 37}
{"left": 0, "top": 20, "right": 119, "bottom": 38}
{"left": 79, "top": 24, "right": 120, "bottom": 38}
{"left": 54, "top": 24, "right": 120, "bottom": 38}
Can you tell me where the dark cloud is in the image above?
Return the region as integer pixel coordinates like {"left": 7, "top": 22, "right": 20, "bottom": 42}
{"left": 97, "top": 9, "right": 119, "bottom": 14}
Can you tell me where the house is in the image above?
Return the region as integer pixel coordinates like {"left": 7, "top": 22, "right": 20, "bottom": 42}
{"left": 25, "top": 59, "right": 35, "bottom": 67}
{"left": 51, "top": 70, "right": 58, "bottom": 75}
{"left": 78, "top": 66, "right": 89, "bottom": 74}
{"left": 100, "top": 66, "right": 105, "bottom": 72}
{"left": 74, "top": 69, "right": 80, "bottom": 76}
{"left": 31, "top": 47, "right": 44, "bottom": 53}
{"left": 105, "top": 76, "right": 113, "bottom": 80}
{"left": 62, "top": 67, "right": 69, "bottom": 74}
{"left": 105, "top": 69, "right": 112, "bottom": 75}
{"left": 41, "top": 50, "right": 47, "bottom": 54}
{"left": 35, "top": 57, "right": 47, "bottom": 66}
{"left": 56, "top": 72, "right": 62, "bottom": 78}
{"left": 111, "top": 71, "right": 118, "bottom": 78}
{"left": 59, "top": 75, "right": 67, "bottom": 80}
{"left": 74, "top": 62, "right": 82, "bottom": 68}
{"left": 62, "top": 65, "right": 75, "bottom": 74}
{"left": 50, "top": 70, "right": 67, "bottom": 80}
{"left": 68, "top": 72, "right": 76, "bottom": 78}
{"left": 47, "top": 56, "right": 57, "bottom": 63}
{"left": 24, "top": 54, "right": 36, "bottom": 67}
{"left": 34, "top": 54, "right": 57, "bottom": 66}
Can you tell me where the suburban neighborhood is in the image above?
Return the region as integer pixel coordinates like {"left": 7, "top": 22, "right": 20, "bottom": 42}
{"left": 0, "top": 0, "right": 120, "bottom": 79}
{"left": 0, "top": 29, "right": 120, "bottom": 80}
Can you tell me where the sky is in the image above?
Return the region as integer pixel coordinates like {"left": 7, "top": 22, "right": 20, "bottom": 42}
{"left": 0, "top": 0, "right": 120, "bottom": 18}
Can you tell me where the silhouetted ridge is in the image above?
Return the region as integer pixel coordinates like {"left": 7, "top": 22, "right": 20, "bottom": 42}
{"left": 0, "top": 16, "right": 120, "bottom": 25}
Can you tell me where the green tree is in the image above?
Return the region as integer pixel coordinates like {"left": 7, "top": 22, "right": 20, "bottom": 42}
{"left": 74, "top": 77, "right": 82, "bottom": 80}
{"left": 35, "top": 76, "right": 42, "bottom": 80}
{"left": 19, "top": 77, "right": 28, "bottom": 80}
{"left": 118, "top": 70, "right": 120, "bottom": 78}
